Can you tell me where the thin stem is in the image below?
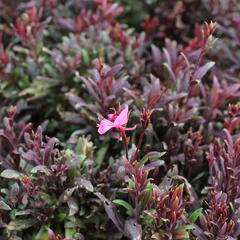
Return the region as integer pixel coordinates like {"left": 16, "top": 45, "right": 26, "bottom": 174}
{"left": 122, "top": 130, "right": 129, "bottom": 160}
{"left": 135, "top": 194, "right": 140, "bottom": 220}
{"left": 133, "top": 128, "right": 145, "bottom": 162}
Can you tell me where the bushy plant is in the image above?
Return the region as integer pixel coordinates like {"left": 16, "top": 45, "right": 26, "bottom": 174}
{"left": 1, "top": 0, "right": 240, "bottom": 239}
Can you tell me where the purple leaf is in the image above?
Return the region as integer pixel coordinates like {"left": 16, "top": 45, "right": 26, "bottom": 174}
{"left": 195, "top": 61, "right": 215, "bottom": 80}
{"left": 124, "top": 219, "right": 142, "bottom": 240}
{"left": 95, "top": 192, "right": 124, "bottom": 232}
{"left": 105, "top": 64, "right": 123, "bottom": 78}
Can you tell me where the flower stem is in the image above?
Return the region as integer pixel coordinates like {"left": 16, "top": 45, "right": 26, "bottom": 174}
{"left": 132, "top": 128, "right": 145, "bottom": 163}
{"left": 122, "top": 130, "right": 129, "bottom": 160}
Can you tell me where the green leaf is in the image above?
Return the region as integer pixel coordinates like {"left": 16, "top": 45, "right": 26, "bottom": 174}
{"left": 112, "top": 199, "right": 134, "bottom": 216}
{"left": 175, "top": 225, "right": 195, "bottom": 232}
{"left": 59, "top": 186, "right": 78, "bottom": 203}
{"left": 75, "top": 136, "right": 94, "bottom": 157}
{"left": 82, "top": 48, "right": 90, "bottom": 65}
{"left": 56, "top": 212, "right": 67, "bottom": 222}
{"left": 76, "top": 137, "right": 85, "bottom": 155}
{"left": 95, "top": 144, "right": 109, "bottom": 168}
{"left": 65, "top": 228, "right": 75, "bottom": 238}
{"left": 163, "top": 62, "right": 174, "bottom": 90}
{"left": 127, "top": 179, "right": 135, "bottom": 189}
{"left": 79, "top": 208, "right": 86, "bottom": 216}
{"left": 139, "top": 151, "right": 165, "bottom": 167}
{"left": 31, "top": 165, "right": 51, "bottom": 175}
{"left": 189, "top": 208, "right": 203, "bottom": 223}
{"left": 0, "top": 200, "right": 12, "bottom": 211}
{"left": 139, "top": 186, "right": 153, "bottom": 213}
{"left": 20, "top": 76, "right": 59, "bottom": 100}
{"left": 1, "top": 169, "right": 22, "bottom": 179}
{"left": 7, "top": 218, "right": 38, "bottom": 230}
{"left": 34, "top": 226, "right": 49, "bottom": 240}
{"left": 15, "top": 209, "right": 33, "bottom": 216}
{"left": 44, "top": 62, "right": 57, "bottom": 77}
{"left": 35, "top": 43, "right": 42, "bottom": 55}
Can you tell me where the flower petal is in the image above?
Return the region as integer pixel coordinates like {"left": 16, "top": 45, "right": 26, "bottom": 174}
{"left": 123, "top": 125, "right": 137, "bottom": 131}
{"left": 98, "top": 119, "right": 114, "bottom": 134}
{"left": 114, "top": 105, "right": 129, "bottom": 127}
{"left": 108, "top": 113, "right": 117, "bottom": 121}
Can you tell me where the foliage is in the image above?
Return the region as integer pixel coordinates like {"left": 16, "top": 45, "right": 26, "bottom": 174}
{"left": 0, "top": 0, "right": 240, "bottom": 239}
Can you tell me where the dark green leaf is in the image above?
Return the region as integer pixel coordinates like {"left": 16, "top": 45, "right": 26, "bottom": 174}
{"left": 113, "top": 199, "right": 134, "bottom": 216}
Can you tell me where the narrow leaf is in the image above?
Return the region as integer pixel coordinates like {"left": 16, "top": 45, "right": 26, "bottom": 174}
{"left": 124, "top": 219, "right": 142, "bottom": 240}
{"left": 113, "top": 199, "right": 134, "bottom": 216}
{"left": 1, "top": 169, "right": 22, "bottom": 179}
{"left": 0, "top": 201, "right": 12, "bottom": 211}
{"left": 189, "top": 208, "right": 203, "bottom": 223}
{"left": 77, "top": 178, "right": 94, "bottom": 192}
{"left": 7, "top": 218, "right": 38, "bottom": 230}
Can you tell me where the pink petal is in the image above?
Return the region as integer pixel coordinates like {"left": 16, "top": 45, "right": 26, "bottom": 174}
{"left": 108, "top": 113, "right": 117, "bottom": 121}
{"left": 98, "top": 119, "right": 114, "bottom": 134}
{"left": 123, "top": 125, "right": 137, "bottom": 131}
{"left": 114, "top": 105, "right": 129, "bottom": 127}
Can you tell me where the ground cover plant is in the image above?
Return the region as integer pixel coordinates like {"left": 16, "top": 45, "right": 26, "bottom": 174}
{"left": 0, "top": 0, "right": 240, "bottom": 239}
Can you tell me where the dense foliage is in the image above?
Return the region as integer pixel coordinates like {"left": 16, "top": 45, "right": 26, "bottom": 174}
{"left": 0, "top": 0, "right": 240, "bottom": 239}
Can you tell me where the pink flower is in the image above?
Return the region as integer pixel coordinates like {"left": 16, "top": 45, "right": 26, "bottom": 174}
{"left": 98, "top": 105, "right": 136, "bottom": 135}
{"left": 107, "top": 113, "right": 118, "bottom": 121}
